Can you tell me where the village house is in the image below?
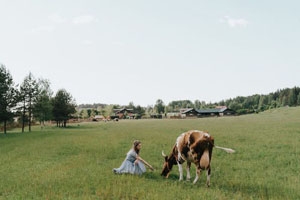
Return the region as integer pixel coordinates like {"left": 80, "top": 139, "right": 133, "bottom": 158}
{"left": 113, "top": 108, "right": 135, "bottom": 119}
{"left": 180, "top": 106, "right": 236, "bottom": 118}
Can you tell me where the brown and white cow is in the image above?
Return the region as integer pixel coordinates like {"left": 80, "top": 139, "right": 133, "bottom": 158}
{"left": 161, "top": 130, "right": 235, "bottom": 186}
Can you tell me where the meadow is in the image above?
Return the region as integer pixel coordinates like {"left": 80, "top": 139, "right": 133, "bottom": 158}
{"left": 0, "top": 107, "right": 299, "bottom": 199}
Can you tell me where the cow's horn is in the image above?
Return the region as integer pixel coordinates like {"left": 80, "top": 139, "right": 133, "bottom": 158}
{"left": 162, "top": 150, "right": 167, "bottom": 157}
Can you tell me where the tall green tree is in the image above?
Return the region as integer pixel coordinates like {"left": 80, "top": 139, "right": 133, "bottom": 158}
{"left": 154, "top": 99, "right": 165, "bottom": 114}
{"left": 258, "top": 95, "right": 268, "bottom": 111}
{"left": 167, "top": 100, "right": 194, "bottom": 112}
{"left": 134, "top": 105, "right": 145, "bottom": 118}
{"left": 288, "top": 87, "right": 298, "bottom": 106}
{"left": 33, "top": 79, "right": 53, "bottom": 126}
{"left": 87, "top": 109, "right": 92, "bottom": 118}
{"left": 297, "top": 94, "right": 300, "bottom": 105}
{"left": 52, "top": 89, "right": 76, "bottom": 127}
{"left": 281, "top": 96, "right": 288, "bottom": 107}
{"left": 127, "top": 102, "right": 135, "bottom": 109}
{"left": 19, "top": 72, "right": 39, "bottom": 132}
{"left": 0, "top": 64, "right": 18, "bottom": 134}
{"left": 103, "top": 104, "right": 118, "bottom": 118}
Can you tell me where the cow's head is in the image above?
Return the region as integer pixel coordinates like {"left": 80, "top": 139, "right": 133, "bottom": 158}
{"left": 161, "top": 150, "right": 177, "bottom": 178}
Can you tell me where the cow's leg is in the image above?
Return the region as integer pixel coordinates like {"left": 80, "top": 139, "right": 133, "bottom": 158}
{"left": 186, "top": 161, "right": 191, "bottom": 181}
{"left": 193, "top": 166, "right": 201, "bottom": 184}
{"left": 178, "top": 163, "right": 184, "bottom": 181}
{"left": 206, "top": 166, "right": 211, "bottom": 187}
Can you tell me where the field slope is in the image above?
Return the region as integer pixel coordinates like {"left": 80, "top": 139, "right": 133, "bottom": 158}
{"left": 0, "top": 107, "right": 299, "bottom": 199}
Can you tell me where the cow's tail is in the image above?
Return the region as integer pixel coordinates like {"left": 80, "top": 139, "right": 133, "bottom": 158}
{"left": 214, "top": 145, "right": 235, "bottom": 153}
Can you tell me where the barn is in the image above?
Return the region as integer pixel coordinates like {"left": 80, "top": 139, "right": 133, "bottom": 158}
{"left": 180, "top": 108, "right": 200, "bottom": 118}
{"left": 113, "top": 108, "right": 135, "bottom": 119}
{"left": 181, "top": 107, "right": 235, "bottom": 118}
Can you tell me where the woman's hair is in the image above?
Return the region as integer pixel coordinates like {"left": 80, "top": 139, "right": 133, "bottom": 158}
{"left": 133, "top": 140, "right": 141, "bottom": 154}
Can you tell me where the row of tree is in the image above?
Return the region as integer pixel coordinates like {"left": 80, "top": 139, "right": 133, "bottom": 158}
{"left": 163, "top": 87, "right": 300, "bottom": 114}
{"left": 2, "top": 63, "right": 300, "bottom": 134}
{"left": 0, "top": 64, "right": 76, "bottom": 134}
{"left": 218, "top": 87, "right": 300, "bottom": 114}
{"left": 78, "top": 86, "right": 300, "bottom": 118}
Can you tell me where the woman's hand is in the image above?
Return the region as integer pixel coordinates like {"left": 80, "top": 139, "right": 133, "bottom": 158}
{"left": 149, "top": 165, "right": 154, "bottom": 171}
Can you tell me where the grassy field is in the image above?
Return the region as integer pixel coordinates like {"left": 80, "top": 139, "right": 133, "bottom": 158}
{"left": 0, "top": 107, "right": 299, "bottom": 199}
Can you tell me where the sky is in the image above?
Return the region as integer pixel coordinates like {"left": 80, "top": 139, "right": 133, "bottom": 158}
{"left": 1, "top": 0, "right": 299, "bottom": 107}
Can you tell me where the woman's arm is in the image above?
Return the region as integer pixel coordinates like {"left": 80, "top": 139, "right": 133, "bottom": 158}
{"left": 135, "top": 156, "right": 154, "bottom": 171}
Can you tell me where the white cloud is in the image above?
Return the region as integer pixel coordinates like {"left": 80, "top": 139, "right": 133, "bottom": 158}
{"left": 30, "top": 25, "right": 55, "bottom": 33}
{"left": 81, "top": 40, "right": 93, "bottom": 45}
{"left": 48, "top": 13, "right": 67, "bottom": 24}
{"left": 220, "top": 16, "right": 249, "bottom": 28}
{"left": 112, "top": 41, "right": 124, "bottom": 46}
{"left": 29, "top": 14, "right": 66, "bottom": 34}
{"left": 72, "top": 15, "right": 97, "bottom": 25}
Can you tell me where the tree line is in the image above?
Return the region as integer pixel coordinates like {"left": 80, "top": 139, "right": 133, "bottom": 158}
{"left": 2, "top": 64, "right": 300, "bottom": 134}
{"left": 217, "top": 87, "right": 300, "bottom": 114}
{"left": 0, "top": 64, "right": 76, "bottom": 134}
{"left": 77, "top": 86, "right": 300, "bottom": 119}
{"left": 162, "top": 87, "right": 300, "bottom": 115}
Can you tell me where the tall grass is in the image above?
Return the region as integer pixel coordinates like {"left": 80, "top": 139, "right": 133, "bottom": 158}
{"left": 0, "top": 107, "right": 299, "bottom": 199}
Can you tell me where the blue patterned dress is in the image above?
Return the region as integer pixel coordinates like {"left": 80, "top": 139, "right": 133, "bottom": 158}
{"left": 113, "top": 149, "right": 146, "bottom": 175}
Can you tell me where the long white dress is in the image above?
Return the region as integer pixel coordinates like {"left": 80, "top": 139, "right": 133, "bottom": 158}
{"left": 113, "top": 149, "right": 146, "bottom": 175}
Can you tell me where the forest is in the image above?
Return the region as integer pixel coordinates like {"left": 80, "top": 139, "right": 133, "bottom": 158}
{"left": 213, "top": 86, "right": 300, "bottom": 114}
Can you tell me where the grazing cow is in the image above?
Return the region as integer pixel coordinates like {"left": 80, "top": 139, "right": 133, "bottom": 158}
{"left": 161, "top": 130, "right": 235, "bottom": 186}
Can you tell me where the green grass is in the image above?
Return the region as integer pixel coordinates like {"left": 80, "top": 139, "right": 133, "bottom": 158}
{"left": 1, "top": 107, "right": 300, "bottom": 199}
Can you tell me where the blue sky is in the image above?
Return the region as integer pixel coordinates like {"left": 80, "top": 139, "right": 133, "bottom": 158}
{"left": 1, "top": 0, "right": 299, "bottom": 106}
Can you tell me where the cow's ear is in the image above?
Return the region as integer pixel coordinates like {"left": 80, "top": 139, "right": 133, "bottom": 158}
{"left": 164, "top": 156, "right": 168, "bottom": 161}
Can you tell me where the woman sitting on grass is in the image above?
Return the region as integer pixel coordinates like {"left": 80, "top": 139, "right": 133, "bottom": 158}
{"left": 113, "top": 140, "right": 154, "bottom": 175}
